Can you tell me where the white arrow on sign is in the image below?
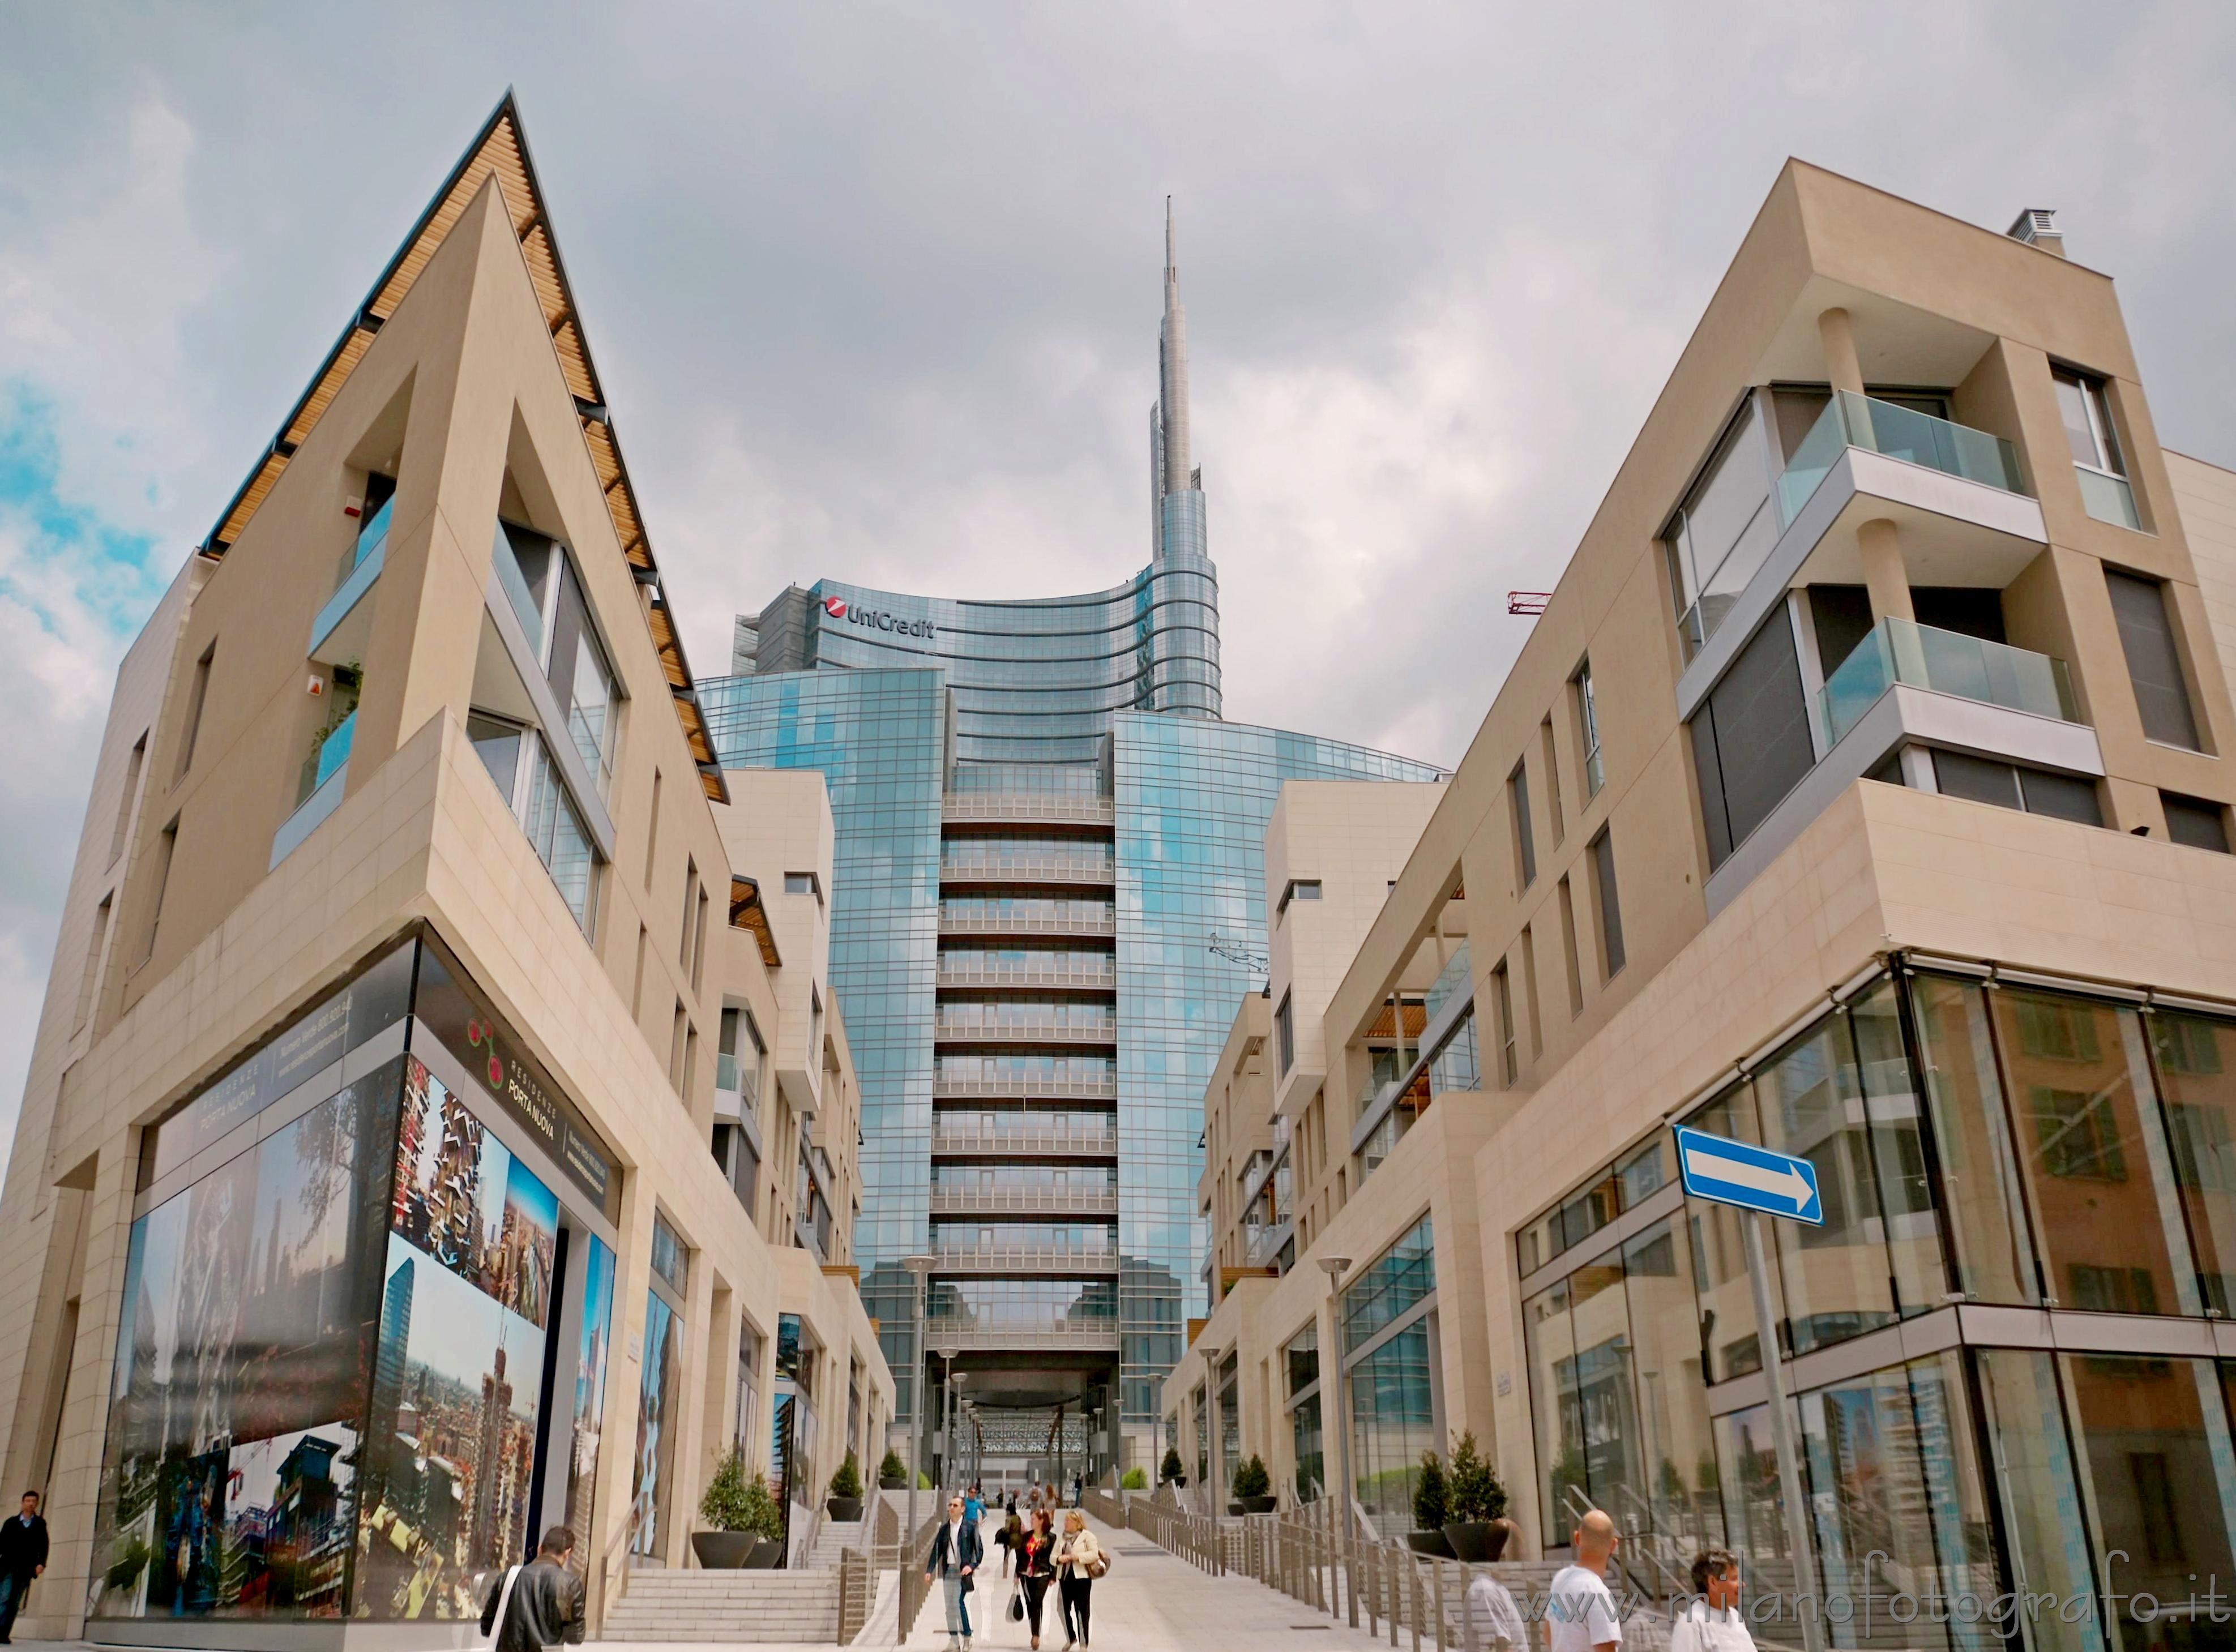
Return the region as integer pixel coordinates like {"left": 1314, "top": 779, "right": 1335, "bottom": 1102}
{"left": 1681, "top": 1142, "right": 1814, "bottom": 1210}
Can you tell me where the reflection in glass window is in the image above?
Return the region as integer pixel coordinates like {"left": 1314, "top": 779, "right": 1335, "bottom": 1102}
{"left": 524, "top": 737, "right": 598, "bottom": 935}
{"left": 1988, "top": 987, "right": 2194, "bottom": 1317}
{"left": 1341, "top": 1215, "right": 1435, "bottom": 1352}
{"left": 1685, "top": 1083, "right": 1775, "bottom": 1380}
{"left": 1908, "top": 975, "right": 2041, "bottom": 1305}
{"left": 1524, "top": 1278, "right": 1579, "bottom": 1535}
{"left": 1290, "top": 1389, "right": 1324, "bottom": 1503}
{"left": 1850, "top": 984, "right": 1949, "bottom": 1316}
{"left": 1348, "top": 1320, "right": 1436, "bottom": 1539}
{"left": 2154, "top": 1013, "right": 2236, "bottom": 1313}
{"left": 1620, "top": 1217, "right": 1724, "bottom": 1557}
{"left": 562, "top": 1235, "right": 615, "bottom": 1580}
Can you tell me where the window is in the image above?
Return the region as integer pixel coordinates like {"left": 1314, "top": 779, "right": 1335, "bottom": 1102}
{"left": 1276, "top": 991, "right": 1295, "bottom": 1076}
{"left": 1589, "top": 827, "right": 1625, "bottom": 978}
{"left": 2052, "top": 366, "right": 2140, "bottom": 529}
{"left": 1519, "top": 926, "right": 1542, "bottom": 1057}
{"left": 1555, "top": 876, "right": 1583, "bottom": 1016}
{"left": 692, "top": 886, "right": 710, "bottom": 994}
{"left": 468, "top": 713, "right": 524, "bottom": 798}
{"left": 1933, "top": 751, "right": 2102, "bottom": 826}
{"left": 1491, "top": 961, "right": 1517, "bottom": 1086}
{"left": 1276, "top": 878, "right": 1322, "bottom": 918}
{"left": 2107, "top": 571, "right": 2201, "bottom": 750}
{"left": 2165, "top": 793, "right": 2231, "bottom": 853}
{"left": 1690, "top": 613, "right": 1813, "bottom": 868}
{"left": 76, "top": 896, "right": 112, "bottom": 1031}
{"left": 681, "top": 859, "right": 700, "bottom": 969}
{"left": 176, "top": 642, "right": 215, "bottom": 781}
{"left": 1539, "top": 718, "right": 1564, "bottom": 842}
{"left": 683, "top": 1023, "right": 700, "bottom": 1102}
{"left": 142, "top": 818, "right": 178, "bottom": 963}
{"left": 785, "top": 871, "right": 821, "bottom": 901}
{"left": 632, "top": 924, "right": 648, "bottom": 1020}
{"left": 645, "top": 768, "right": 662, "bottom": 889}
{"left": 1574, "top": 662, "right": 1604, "bottom": 798}
{"left": 1664, "top": 406, "right": 1777, "bottom": 657}
{"left": 110, "top": 733, "right": 147, "bottom": 866}
{"left": 1508, "top": 761, "right": 1536, "bottom": 887}
{"left": 523, "top": 738, "right": 600, "bottom": 932}
{"left": 670, "top": 1001, "right": 689, "bottom": 1093}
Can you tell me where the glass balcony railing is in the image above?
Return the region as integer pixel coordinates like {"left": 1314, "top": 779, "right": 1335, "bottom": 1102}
{"left": 296, "top": 708, "right": 357, "bottom": 807}
{"left": 1778, "top": 391, "right": 2024, "bottom": 525}
{"left": 351, "top": 496, "right": 394, "bottom": 575}
{"left": 1815, "top": 618, "right": 2079, "bottom": 749}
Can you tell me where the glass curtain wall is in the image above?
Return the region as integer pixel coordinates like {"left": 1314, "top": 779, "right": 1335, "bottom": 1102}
{"left": 1286, "top": 1321, "right": 1324, "bottom": 1501}
{"left": 1341, "top": 1217, "right": 1438, "bottom": 1537}
{"left": 631, "top": 1216, "right": 687, "bottom": 1560}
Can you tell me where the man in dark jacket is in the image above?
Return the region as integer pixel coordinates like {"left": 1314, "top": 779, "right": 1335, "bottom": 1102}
{"left": 0, "top": 1491, "right": 47, "bottom": 1645}
{"left": 478, "top": 1525, "right": 585, "bottom": 1652}
{"left": 924, "top": 1494, "right": 983, "bottom": 1652}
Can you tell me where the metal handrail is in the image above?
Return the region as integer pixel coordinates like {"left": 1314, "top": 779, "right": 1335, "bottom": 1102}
{"left": 943, "top": 795, "right": 1115, "bottom": 824}
{"left": 935, "top": 1018, "right": 1120, "bottom": 1043}
{"left": 939, "top": 910, "right": 1118, "bottom": 936}
{"left": 940, "top": 854, "right": 1117, "bottom": 881}
{"left": 931, "top": 1243, "right": 1120, "bottom": 1273}
{"left": 937, "top": 963, "right": 1118, "bottom": 988}
{"left": 596, "top": 1498, "right": 652, "bottom": 1632}
{"left": 931, "top": 1125, "right": 1118, "bottom": 1155}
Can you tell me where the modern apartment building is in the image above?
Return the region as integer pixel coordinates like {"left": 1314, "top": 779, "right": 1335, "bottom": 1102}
{"left": 0, "top": 97, "right": 892, "bottom": 1646}
{"left": 1168, "top": 161, "right": 2236, "bottom": 1648}
{"left": 704, "top": 208, "right": 1446, "bottom": 1473}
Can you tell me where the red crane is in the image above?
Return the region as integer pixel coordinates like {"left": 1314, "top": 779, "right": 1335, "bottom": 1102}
{"left": 1507, "top": 592, "right": 1551, "bottom": 616}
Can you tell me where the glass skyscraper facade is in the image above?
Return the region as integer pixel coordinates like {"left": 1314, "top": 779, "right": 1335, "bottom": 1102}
{"left": 703, "top": 213, "right": 1443, "bottom": 1458}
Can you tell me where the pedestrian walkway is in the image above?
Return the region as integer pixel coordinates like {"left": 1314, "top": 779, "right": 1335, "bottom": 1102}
{"left": 899, "top": 1510, "right": 1397, "bottom": 1651}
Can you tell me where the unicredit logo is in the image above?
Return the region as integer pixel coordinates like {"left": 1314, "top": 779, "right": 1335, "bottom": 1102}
{"left": 821, "top": 594, "right": 937, "bottom": 643}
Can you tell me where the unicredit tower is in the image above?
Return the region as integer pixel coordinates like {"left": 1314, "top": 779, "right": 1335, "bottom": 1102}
{"left": 699, "top": 204, "right": 1440, "bottom": 1478}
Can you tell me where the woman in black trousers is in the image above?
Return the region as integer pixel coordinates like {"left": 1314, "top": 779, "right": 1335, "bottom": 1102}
{"left": 1016, "top": 1508, "right": 1057, "bottom": 1650}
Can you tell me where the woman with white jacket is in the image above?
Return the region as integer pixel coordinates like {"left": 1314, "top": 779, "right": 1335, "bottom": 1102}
{"left": 1051, "top": 1510, "right": 1105, "bottom": 1649}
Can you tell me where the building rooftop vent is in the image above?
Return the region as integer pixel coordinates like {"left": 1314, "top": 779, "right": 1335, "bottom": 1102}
{"left": 2007, "top": 208, "right": 2064, "bottom": 255}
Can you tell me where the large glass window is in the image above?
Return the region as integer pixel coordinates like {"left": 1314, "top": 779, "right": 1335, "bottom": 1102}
{"left": 631, "top": 1275, "right": 683, "bottom": 1559}
{"left": 1341, "top": 1215, "right": 1435, "bottom": 1351}
{"left": 2106, "top": 570, "right": 2201, "bottom": 752}
{"left": 1988, "top": 987, "right": 2195, "bottom": 1317}
{"left": 1909, "top": 974, "right": 2041, "bottom": 1305}
{"left": 1690, "top": 611, "right": 1814, "bottom": 870}
{"left": 91, "top": 1066, "right": 403, "bottom": 1622}
{"left": 1685, "top": 1084, "right": 1777, "bottom": 1379}
{"left": 1290, "top": 1390, "right": 1324, "bottom": 1503}
{"left": 1665, "top": 409, "right": 1777, "bottom": 657}
{"left": 562, "top": 1235, "right": 615, "bottom": 1579}
{"left": 1349, "top": 1320, "right": 1436, "bottom": 1538}
{"left": 1620, "top": 1217, "right": 1723, "bottom": 1558}
{"left": 2153, "top": 1012, "right": 2236, "bottom": 1312}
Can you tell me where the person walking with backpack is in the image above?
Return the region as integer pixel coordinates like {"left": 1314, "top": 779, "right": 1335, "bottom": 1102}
{"left": 477, "top": 1526, "right": 585, "bottom": 1652}
{"left": 1051, "top": 1508, "right": 1105, "bottom": 1649}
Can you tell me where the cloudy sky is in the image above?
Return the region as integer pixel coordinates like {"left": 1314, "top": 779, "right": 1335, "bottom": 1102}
{"left": 3, "top": 3, "right": 2234, "bottom": 1141}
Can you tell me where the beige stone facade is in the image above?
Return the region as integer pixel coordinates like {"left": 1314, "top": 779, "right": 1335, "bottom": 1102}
{"left": 0, "top": 101, "right": 887, "bottom": 1646}
{"left": 1168, "top": 163, "right": 2236, "bottom": 1627}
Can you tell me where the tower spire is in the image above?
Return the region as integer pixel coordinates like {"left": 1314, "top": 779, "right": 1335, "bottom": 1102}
{"left": 1159, "top": 196, "right": 1192, "bottom": 508}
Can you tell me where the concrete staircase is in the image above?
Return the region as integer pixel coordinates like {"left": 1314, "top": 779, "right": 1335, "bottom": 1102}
{"left": 601, "top": 1570, "right": 840, "bottom": 1643}
{"left": 807, "top": 1517, "right": 866, "bottom": 1569}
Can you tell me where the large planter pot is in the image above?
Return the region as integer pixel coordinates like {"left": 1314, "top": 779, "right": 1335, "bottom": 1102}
{"left": 743, "top": 1537, "right": 784, "bottom": 1569}
{"left": 827, "top": 1495, "right": 863, "bottom": 1521}
{"left": 1443, "top": 1521, "right": 1508, "bottom": 1564}
{"left": 692, "top": 1531, "right": 755, "bottom": 1569}
{"left": 878, "top": 1475, "right": 907, "bottom": 1491}
{"left": 1241, "top": 1495, "right": 1277, "bottom": 1515}
{"left": 1407, "top": 1529, "right": 1457, "bottom": 1559}
{"left": 1228, "top": 1500, "right": 1245, "bottom": 1516}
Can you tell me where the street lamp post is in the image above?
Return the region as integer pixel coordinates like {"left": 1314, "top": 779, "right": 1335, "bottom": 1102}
{"left": 901, "top": 1255, "right": 937, "bottom": 1559}
{"left": 1318, "top": 1256, "right": 1356, "bottom": 1629}
{"left": 938, "top": 1346, "right": 961, "bottom": 1493}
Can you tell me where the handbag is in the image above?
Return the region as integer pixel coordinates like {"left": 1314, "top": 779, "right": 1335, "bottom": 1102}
{"left": 1008, "top": 1586, "right": 1025, "bottom": 1623}
{"left": 1087, "top": 1547, "right": 1110, "bottom": 1580}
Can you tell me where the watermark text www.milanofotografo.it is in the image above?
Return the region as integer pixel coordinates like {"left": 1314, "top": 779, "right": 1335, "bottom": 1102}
{"left": 1533, "top": 1556, "right": 2229, "bottom": 1634}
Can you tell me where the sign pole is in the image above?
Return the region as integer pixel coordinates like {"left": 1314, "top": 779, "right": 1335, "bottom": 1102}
{"left": 1743, "top": 1209, "right": 1824, "bottom": 1652}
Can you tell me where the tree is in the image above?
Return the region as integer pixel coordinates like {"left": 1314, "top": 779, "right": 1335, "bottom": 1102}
{"left": 1232, "top": 1455, "right": 1271, "bottom": 1500}
{"left": 1447, "top": 1431, "right": 1508, "bottom": 1524}
{"left": 699, "top": 1448, "right": 755, "bottom": 1532}
{"left": 828, "top": 1451, "right": 862, "bottom": 1500}
{"left": 1412, "top": 1450, "right": 1449, "bottom": 1533}
{"left": 1160, "top": 1446, "right": 1185, "bottom": 1484}
{"left": 878, "top": 1448, "right": 908, "bottom": 1486}
{"left": 1121, "top": 1466, "right": 1148, "bottom": 1490}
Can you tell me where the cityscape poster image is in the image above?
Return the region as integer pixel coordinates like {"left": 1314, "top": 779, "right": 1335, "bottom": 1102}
{"left": 356, "top": 1060, "right": 555, "bottom": 1620}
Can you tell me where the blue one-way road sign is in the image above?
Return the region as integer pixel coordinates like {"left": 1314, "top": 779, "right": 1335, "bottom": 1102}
{"left": 1674, "top": 1125, "right": 1823, "bottom": 1225}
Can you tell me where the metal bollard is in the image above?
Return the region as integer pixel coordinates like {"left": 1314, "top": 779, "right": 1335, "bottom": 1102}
{"left": 1432, "top": 1554, "right": 1446, "bottom": 1652}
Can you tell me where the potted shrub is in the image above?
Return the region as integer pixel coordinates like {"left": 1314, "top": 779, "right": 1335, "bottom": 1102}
{"left": 693, "top": 1448, "right": 760, "bottom": 1569}
{"left": 741, "top": 1466, "right": 786, "bottom": 1567}
{"left": 1161, "top": 1446, "right": 1186, "bottom": 1488}
{"left": 878, "top": 1449, "right": 908, "bottom": 1491}
{"left": 1407, "top": 1449, "right": 1455, "bottom": 1557}
{"left": 1442, "top": 1431, "right": 1510, "bottom": 1563}
{"left": 1233, "top": 1454, "right": 1276, "bottom": 1515}
{"left": 1121, "top": 1466, "right": 1148, "bottom": 1491}
{"left": 827, "top": 1452, "right": 864, "bottom": 1522}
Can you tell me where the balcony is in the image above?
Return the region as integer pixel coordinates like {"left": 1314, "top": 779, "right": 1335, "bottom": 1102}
{"left": 309, "top": 499, "right": 391, "bottom": 661}
{"left": 934, "top": 1015, "right": 1118, "bottom": 1046}
{"left": 943, "top": 795, "right": 1114, "bottom": 827}
{"left": 938, "top": 908, "right": 1116, "bottom": 939}
{"left": 930, "top": 1123, "right": 1118, "bottom": 1158}
{"left": 1816, "top": 619, "right": 2079, "bottom": 748}
{"left": 939, "top": 854, "right": 1116, "bottom": 886}
{"left": 932, "top": 1242, "right": 1119, "bottom": 1276}
{"left": 1243, "top": 1217, "right": 1293, "bottom": 1271}
{"left": 271, "top": 710, "right": 356, "bottom": 871}
{"left": 937, "top": 960, "right": 1116, "bottom": 991}
{"left": 715, "top": 1051, "right": 761, "bottom": 1109}
{"left": 921, "top": 1317, "right": 1119, "bottom": 1352}
{"left": 932, "top": 1071, "right": 1117, "bottom": 1101}
{"left": 1676, "top": 394, "right": 2046, "bottom": 717}
{"left": 929, "top": 1185, "right": 1119, "bottom": 1216}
